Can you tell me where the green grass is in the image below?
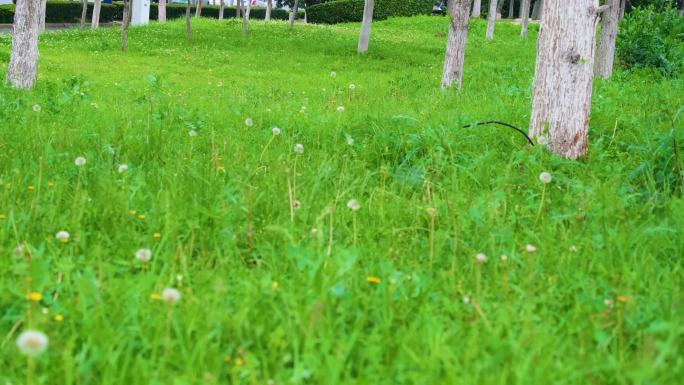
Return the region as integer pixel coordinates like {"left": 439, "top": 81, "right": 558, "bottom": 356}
{"left": 1, "top": 16, "right": 683, "bottom": 385}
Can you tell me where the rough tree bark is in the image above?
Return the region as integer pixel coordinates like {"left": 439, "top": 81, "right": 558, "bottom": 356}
{"left": 122, "top": 0, "right": 131, "bottom": 51}
{"left": 529, "top": 0, "right": 604, "bottom": 160}
{"left": 236, "top": 0, "right": 242, "bottom": 18}
{"left": 358, "top": 0, "right": 375, "bottom": 53}
{"left": 619, "top": 0, "right": 626, "bottom": 19}
{"left": 159, "top": 0, "right": 167, "bottom": 23}
{"left": 508, "top": 0, "right": 515, "bottom": 19}
{"left": 265, "top": 0, "right": 272, "bottom": 21}
{"left": 595, "top": 0, "right": 620, "bottom": 78}
{"left": 441, "top": 0, "right": 473, "bottom": 89}
{"left": 92, "top": 0, "right": 102, "bottom": 28}
{"left": 242, "top": 0, "right": 250, "bottom": 36}
{"left": 520, "top": 0, "right": 530, "bottom": 38}
{"left": 80, "top": 0, "right": 87, "bottom": 28}
{"left": 185, "top": 0, "right": 192, "bottom": 40}
{"left": 219, "top": 0, "right": 224, "bottom": 20}
{"left": 486, "top": 0, "right": 498, "bottom": 39}
{"left": 196, "top": 0, "right": 203, "bottom": 17}
{"left": 289, "top": 0, "right": 298, "bottom": 29}
{"left": 471, "top": 0, "right": 481, "bottom": 17}
{"left": 39, "top": 0, "right": 46, "bottom": 32}
{"left": 531, "top": 0, "right": 542, "bottom": 20}
{"left": 6, "top": 0, "right": 41, "bottom": 89}
{"left": 496, "top": 0, "right": 505, "bottom": 18}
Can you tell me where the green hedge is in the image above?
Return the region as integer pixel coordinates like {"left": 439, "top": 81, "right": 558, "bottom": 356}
{"left": 307, "top": 0, "right": 433, "bottom": 24}
{"left": 0, "top": 2, "right": 301, "bottom": 24}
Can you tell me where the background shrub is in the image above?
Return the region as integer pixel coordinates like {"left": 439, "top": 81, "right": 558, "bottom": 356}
{"left": 307, "top": 0, "right": 434, "bottom": 24}
{"left": 617, "top": 5, "right": 684, "bottom": 77}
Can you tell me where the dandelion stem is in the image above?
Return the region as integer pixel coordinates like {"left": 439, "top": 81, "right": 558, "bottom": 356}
{"left": 326, "top": 208, "right": 334, "bottom": 257}
{"left": 352, "top": 212, "right": 357, "bottom": 247}
{"left": 259, "top": 135, "right": 275, "bottom": 161}
{"left": 535, "top": 184, "right": 546, "bottom": 224}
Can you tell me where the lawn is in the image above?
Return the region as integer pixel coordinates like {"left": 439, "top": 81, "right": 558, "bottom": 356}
{"left": 0, "top": 16, "right": 683, "bottom": 385}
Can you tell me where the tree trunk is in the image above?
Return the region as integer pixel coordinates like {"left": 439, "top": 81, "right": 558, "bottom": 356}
{"left": 595, "top": 0, "right": 619, "bottom": 79}
{"left": 91, "top": 0, "right": 101, "bottom": 28}
{"left": 80, "top": 0, "right": 87, "bottom": 28}
{"left": 519, "top": 0, "right": 530, "bottom": 38}
{"left": 289, "top": 0, "right": 298, "bottom": 29}
{"left": 196, "top": 0, "right": 203, "bottom": 17}
{"left": 529, "top": 0, "right": 602, "bottom": 160}
{"left": 39, "top": 0, "right": 46, "bottom": 32}
{"left": 159, "top": 0, "right": 167, "bottom": 23}
{"left": 441, "top": 0, "right": 472, "bottom": 89}
{"left": 471, "top": 0, "right": 481, "bottom": 17}
{"left": 357, "top": 0, "right": 374, "bottom": 53}
{"left": 508, "top": 0, "right": 514, "bottom": 19}
{"left": 236, "top": 0, "right": 242, "bottom": 18}
{"left": 619, "top": 0, "right": 626, "bottom": 19}
{"left": 680, "top": 1, "right": 683, "bottom": 17}
{"left": 242, "top": 0, "right": 250, "bottom": 36}
{"left": 122, "top": 0, "right": 130, "bottom": 51}
{"left": 6, "top": 0, "right": 41, "bottom": 89}
{"left": 531, "top": 0, "right": 542, "bottom": 20}
{"left": 496, "top": 0, "right": 505, "bottom": 18}
{"left": 486, "top": 0, "right": 498, "bottom": 39}
{"left": 219, "top": 0, "right": 224, "bottom": 20}
{"left": 186, "top": 0, "right": 192, "bottom": 40}
{"left": 265, "top": 0, "right": 272, "bottom": 21}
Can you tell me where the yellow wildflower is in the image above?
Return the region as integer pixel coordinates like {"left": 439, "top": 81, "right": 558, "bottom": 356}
{"left": 150, "top": 293, "right": 162, "bottom": 301}
{"left": 47, "top": 181, "right": 55, "bottom": 187}
{"left": 27, "top": 292, "right": 43, "bottom": 302}
{"left": 54, "top": 314, "right": 64, "bottom": 322}
{"left": 138, "top": 214, "right": 146, "bottom": 220}
{"left": 617, "top": 295, "right": 631, "bottom": 303}
{"left": 0, "top": 214, "right": 6, "bottom": 220}
{"left": 153, "top": 232, "right": 161, "bottom": 239}
{"left": 28, "top": 185, "right": 35, "bottom": 191}
{"left": 366, "top": 276, "right": 381, "bottom": 284}
{"left": 128, "top": 210, "right": 137, "bottom": 215}
{"left": 234, "top": 357, "right": 244, "bottom": 366}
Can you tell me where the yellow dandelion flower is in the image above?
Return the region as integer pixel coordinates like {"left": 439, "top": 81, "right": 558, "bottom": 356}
{"left": 153, "top": 232, "right": 161, "bottom": 239}
{"left": 150, "top": 293, "right": 162, "bottom": 301}
{"left": 0, "top": 214, "right": 6, "bottom": 220}
{"left": 54, "top": 314, "right": 64, "bottom": 322}
{"left": 138, "top": 214, "right": 146, "bottom": 220}
{"left": 27, "top": 292, "right": 43, "bottom": 302}
{"left": 217, "top": 165, "right": 226, "bottom": 173}
{"left": 366, "top": 276, "right": 381, "bottom": 284}
{"left": 271, "top": 281, "right": 279, "bottom": 291}
{"left": 128, "top": 210, "right": 137, "bottom": 215}
{"left": 28, "top": 185, "right": 35, "bottom": 191}
{"left": 47, "top": 181, "right": 55, "bottom": 187}
{"left": 617, "top": 295, "right": 630, "bottom": 303}
{"left": 234, "top": 357, "right": 244, "bottom": 366}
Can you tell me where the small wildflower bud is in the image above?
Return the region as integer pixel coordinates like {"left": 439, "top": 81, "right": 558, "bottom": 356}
{"left": 153, "top": 232, "right": 161, "bottom": 239}
{"left": 347, "top": 199, "right": 361, "bottom": 211}
{"left": 525, "top": 244, "right": 537, "bottom": 253}
{"left": 135, "top": 248, "right": 152, "bottom": 263}
{"left": 500, "top": 254, "right": 509, "bottom": 262}
{"left": 41, "top": 307, "right": 49, "bottom": 315}
{"left": 366, "top": 276, "right": 381, "bottom": 284}
{"left": 13, "top": 245, "right": 25, "bottom": 257}
{"left": 293, "top": 143, "right": 304, "bottom": 154}
{"left": 349, "top": 84, "right": 356, "bottom": 90}
{"left": 244, "top": 118, "right": 254, "bottom": 127}
{"left": 74, "top": 156, "right": 86, "bottom": 167}
{"left": 462, "top": 295, "right": 471, "bottom": 304}
{"left": 271, "top": 281, "right": 279, "bottom": 291}
{"left": 539, "top": 172, "right": 552, "bottom": 184}
{"left": 570, "top": 245, "right": 578, "bottom": 252}
{"left": 118, "top": 164, "right": 128, "bottom": 173}
{"left": 55, "top": 230, "right": 70, "bottom": 243}
{"left": 346, "top": 135, "right": 355, "bottom": 146}
{"left": 176, "top": 274, "right": 183, "bottom": 282}
{"left": 27, "top": 292, "right": 43, "bottom": 302}
{"left": 188, "top": 130, "right": 198, "bottom": 137}
{"left": 16, "top": 330, "right": 48, "bottom": 356}
{"left": 54, "top": 314, "right": 64, "bottom": 322}
{"left": 603, "top": 299, "right": 614, "bottom": 308}
{"left": 426, "top": 207, "right": 437, "bottom": 217}
{"left": 336, "top": 106, "right": 345, "bottom": 113}
{"left": 272, "top": 127, "right": 281, "bottom": 136}
{"left": 475, "top": 253, "right": 487, "bottom": 264}
{"left": 162, "top": 288, "right": 181, "bottom": 304}
{"left": 329, "top": 71, "right": 337, "bottom": 78}
{"left": 32, "top": 104, "right": 41, "bottom": 112}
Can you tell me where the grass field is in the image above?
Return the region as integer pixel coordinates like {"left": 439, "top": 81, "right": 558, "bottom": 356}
{"left": 1, "top": 16, "right": 683, "bottom": 385}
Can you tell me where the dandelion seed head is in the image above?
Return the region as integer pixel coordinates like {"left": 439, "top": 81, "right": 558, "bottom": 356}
{"left": 292, "top": 200, "right": 302, "bottom": 210}
{"left": 162, "top": 288, "right": 181, "bottom": 304}
{"left": 272, "top": 127, "right": 281, "bottom": 136}
{"left": 462, "top": 295, "right": 471, "bottom": 304}
{"left": 32, "top": 104, "right": 41, "bottom": 112}
{"left": 539, "top": 172, "right": 552, "bottom": 184}
{"left": 329, "top": 71, "right": 337, "bottom": 78}
{"left": 525, "top": 244, "right": 537, "bottom": 253}
{"left": 347, "top": 199, "right": 361, "bottom": 211}
{"left": 604, "top": 299, "right": 614, "bottom": 308}
{"left": 16, "top": 330, "right": 48, "bottom": 356}
{"left": 293, "top": 143, "right": 304, "bottom": 154}
{"left": 500, "top": 254, "right": 509, "bottom": 262}
{"left": 135, "top": 248, "right": 152, "bottom": 263}
{"left": 176, "top": 274, "right": 183, "bottom": 282}
{"left": 55, "top": 231, "right": 70, "bottom": 243}
{"left": 118, "top": 164, "right": 129, "bottom": 174}
{"left": 74, "top": 156, "right": 86, "bottom": 167}
{"left": 336, "top": 106, "right": 345, "bottom": 113}
{"left": 13, "top": 245, "right": 25, "bottom": 257}
{"left": 349, "top": 84, "right": 356, "bottom": 90}
{"left": 245, "top": 118, "right": 254, "bottom": 127}
{"left": 188, "top": 130, "right": 198, "bottom": 137}
{"left": 475, "top": 253, "right": 487, "bottom": 264}
{"left": 346, "top": 135, "right": 355, "bottom": 146}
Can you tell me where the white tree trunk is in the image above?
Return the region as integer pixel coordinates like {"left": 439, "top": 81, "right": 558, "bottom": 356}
{"left": 122, "top": 0, "right": 131, "bottom": 50}
{"left": 441, "top": 0, "right": 473, "bottom": 89}
{"left": 236, "top": 0, "right": 242, "bottom": 18}
{"left": 6, "top": 0, "right": 41, "bottom": 89}
{"left": 289, "top": 0, "right": 298, "bottom": 29}
{"left": 357, "top": 0, "right": 375, "bottom": 53}
{"left": 471, "top": 0, "right": 481, "bottom": 17}
{"left": 595, "top": 0, "right": 619, "bottom": 79}
{"left": 531, "top": 0, "right": 542, "bottom": 20}
{"left": 619, "top": 0, "right": 626, "bottom": 19}
{"left": 242, "top": 1, "right": 250, "bottom": 36}
{"left": 91, "top": 0, "right": 101, "bottom": 28}
{"left": 265, "top": 0, "right": 272, "bottom": 21}
{"left": 508, "top": 0, "right": 514, "bottom": 19}
{"left": 486, "top": 0, "right": 498, "bottom": 39}
{"left": 529, "top": 0, "right": 602, "bottom": 160}
{"left": 185, "top": 0, "right": 192, "bottom": 40}
{"left": 39, "top": 0, "right": 46, "bottom": 32}
{"left": 196, "top": 0, "right": 203, "bottom": 17}
{"left": 519, "top": 0, "right": 530, "bottom": 38}
{"left": 218, "top": 0, "right": 224, "bottom": 20}
{"left": 80, "top": 0, "right": 87, "bottom": 28}
{"left": 159, "top": 0, "right": 167, "bottom": 23}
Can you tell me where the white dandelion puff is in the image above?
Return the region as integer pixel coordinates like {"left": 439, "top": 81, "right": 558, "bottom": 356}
{"left": 603, "top": 299, "right": 614, "bottom": 308}
{"left": 346, "top": 135, "right": 355, "bottom": 146}
{"left": 74, "top": 156, "right": 86, "bottom": 167}
{"left": 294, "top": 143, "right": 304, "bottom": 154}
{"left": 500, "top": 254, "right": 509, "bottom": 262}
{"left": 272, "top": 127, "right": 282, "bottom": 136}
{"left": 475, "top": 253, "right": 488, "bottom": 264}
{"left": 462, "top": 295, "right": 471, "bottom": 304}
{"left": 539, "top": 172, "right": 552, "bottom": 184}
{"left": 245, "top": 118, "right": 254, "bottom": 127}
{"left": 347, "top": 199, "right": 361, "bottom": 211}
{"left": 188, "top": 130, "right": 198, "bottom": 137}
{"left": 162, "top": 288, "right": 181, "bottom": 304}
{"left": 349, "top": 84, "right": 356, "bottom": 90}
{"left": 118, "top": 164, "right": 129, "bottom": 174}
{"left": 525, "top": 244, "right": 537, "bottom": 253}
{"left": 55, "top": 231, "right": 70, "bottom": 243}
{"left": 16, "top": 330, "right": 48, "bottom": 356}
{"left": 336, "top": 106, "right": 345, "bottom": 113}
{"left": 329, "top": 71, "right": 337, "bottom": 78}
{"left": 32, "top": 104, "right": 41, "bottom": 112}
{"left": 135, "top": 248, "right": 152, "bottom": 263}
